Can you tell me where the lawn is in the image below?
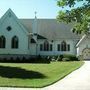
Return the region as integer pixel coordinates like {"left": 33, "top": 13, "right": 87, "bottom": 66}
{"left": 0, "top": 61, "right": 84, "bottom": 88}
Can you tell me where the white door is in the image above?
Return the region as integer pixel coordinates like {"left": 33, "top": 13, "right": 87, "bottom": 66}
{"left": 82, "top": 48, "right": 90, "bottom": 60}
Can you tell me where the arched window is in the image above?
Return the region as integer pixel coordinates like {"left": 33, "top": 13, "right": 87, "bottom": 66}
{"left": 11, "top": 36, "right": 19, "bottom": 48}
{"left": 40, "top": 40, "right": 53, "bottom": 51}
{"left": 44, "top": 40, "right": 49, "bottom": 51}
{"left": 0, "top": 36, "right": 6, "bottom": 48}
{"left": 61, "top": 41, "right": 67, "bottom": 51}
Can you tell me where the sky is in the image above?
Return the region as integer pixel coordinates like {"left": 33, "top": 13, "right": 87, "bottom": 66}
{"left": 0, "top": 0, "right": 84, "bottom": 19}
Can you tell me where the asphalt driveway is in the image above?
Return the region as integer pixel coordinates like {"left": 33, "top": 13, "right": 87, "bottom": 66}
{"left": 1, "top": 61, "right": 90, "bottom": 90}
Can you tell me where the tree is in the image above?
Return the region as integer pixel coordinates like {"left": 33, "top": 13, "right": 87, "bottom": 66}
{"left": 57, "top": 0, "right": 90, "bottom": 34}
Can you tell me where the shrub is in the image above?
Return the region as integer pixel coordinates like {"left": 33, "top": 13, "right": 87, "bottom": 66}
{"left": 63, "top": 54, "right": 79, "bottom": 61}
{"left": 15, "top": 57, "right": 20, "bottom": 63}
{"left": 26, "top": 56, "right": 51, "bottom": 64}
{"left": 62, "top": 58, "right": 70, "bottom": 61}
{"left": 47, "top": 56, "right": 50, "bottom": 60}
{"left": 59, "top": 55, "right": 63, "bottom": 60}
{"left": 22, "top": 57, "right": 26, "bottom": 60}
{"left": 10, "top": 57, "right": 14, "bottom": 61}
{"left": 51, "top": 56, "right": 56, "bottom": 61}
{"left": 37, "top": 55, "right": 42, "bottom": 60}
{"left": 3, "top": 58, "right": 7, "bottom": 60}
{"left": 57, "top": 56, "right": 62, "bottom": 61}
{"left": 78, "top": 55, "right": 83, "bottom": 61}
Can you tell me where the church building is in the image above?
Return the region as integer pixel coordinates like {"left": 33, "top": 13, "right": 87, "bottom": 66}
{"left": 0, "top": 9, "right": 90, "bottom": 60}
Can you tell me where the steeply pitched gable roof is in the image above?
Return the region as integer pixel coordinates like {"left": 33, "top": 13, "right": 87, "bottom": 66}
{"left": 0, "top": 9, "right": 81, "bottom": 41}
{"left": 0, "top": 9, "right": 28, "bottom": 35}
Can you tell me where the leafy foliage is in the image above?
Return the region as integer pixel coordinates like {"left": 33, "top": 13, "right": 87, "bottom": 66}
{"left": 57, "top": 0, "right": 90, "bottom": 34}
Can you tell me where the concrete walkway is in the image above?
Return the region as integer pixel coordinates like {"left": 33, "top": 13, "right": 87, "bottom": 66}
{"left": 0, "top": 61, "right": 90, "bottom": 90}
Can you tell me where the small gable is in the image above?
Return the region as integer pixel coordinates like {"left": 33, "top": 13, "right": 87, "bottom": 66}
{"left": 37, "top": 34, "right": 46, "bottom": 39}
{"left": 31, "top": 38, "right": 36, "bottom": 43}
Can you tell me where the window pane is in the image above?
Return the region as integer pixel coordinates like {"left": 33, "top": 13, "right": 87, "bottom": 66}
{"left": 12, "top": 36, "right": 18, "bottom": 49}
{"left": 44, "top": 40, "right": 49, "bottom": 51}
{"left": 47, "top": 44, "right": 49, "bottom": 51}
{"left": 68, "top": 44, "right": 70, "bottom": 51}
{"left": 44, "top": 43, "right": 46, "bottom": 51}
{"left": 57, "top": 44, "right": 60, "bottom": 51}
{"left": 61, "top": 41, "right": 66, "bottom": 51}
{"left": 0, "top": 36, "right": 6, "bottom": 48}
{"left": 40, "top": 44, "right": 43, "bottom": 51}
{"left": 50, "top": 44, "right": 52, "bottom": 51}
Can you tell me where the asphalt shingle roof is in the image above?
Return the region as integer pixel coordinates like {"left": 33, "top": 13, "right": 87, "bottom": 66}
{"left": 20, "top": 19, "right": 81, "bottom": 40}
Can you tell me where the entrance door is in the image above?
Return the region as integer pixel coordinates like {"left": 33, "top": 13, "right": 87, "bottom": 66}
{"left": 82, "top": 48, "right": 90, "bottom": 60}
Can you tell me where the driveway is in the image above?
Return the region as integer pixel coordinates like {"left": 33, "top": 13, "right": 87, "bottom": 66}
{"left": 0, "top": 61, "right": 90, "bottom": 90}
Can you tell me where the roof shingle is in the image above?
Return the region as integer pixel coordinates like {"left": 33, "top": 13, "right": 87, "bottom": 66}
{"left": 20, "top": 19, "right": 81, "bottom": 40}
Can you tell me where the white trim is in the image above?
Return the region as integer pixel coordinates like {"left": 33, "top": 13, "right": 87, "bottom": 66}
{"left": 0, "top": 8, "right": 28, "bottom": 35}
{"left": 76, "top": 34, "right": 86, "bottom": 47}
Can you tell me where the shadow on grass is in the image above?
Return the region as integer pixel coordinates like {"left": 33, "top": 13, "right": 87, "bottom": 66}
{"left": 0, "top": 66, "right": 46, "bottom": 79}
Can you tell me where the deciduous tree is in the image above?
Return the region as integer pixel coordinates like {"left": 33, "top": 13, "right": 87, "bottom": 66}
{"left": 57, "top": 0, "right": 90, "bottom": 34}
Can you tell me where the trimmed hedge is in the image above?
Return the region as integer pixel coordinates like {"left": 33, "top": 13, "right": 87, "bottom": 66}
{"left": 0, "top": 54, "right": 79, "bottom": 63}
{"left": 0, "top": 56, "right": 51, "bottom": 64}
{"left": 62, "top": 58, "right": 70, "bottom": 61}
{"left": 51, "top": 54, "right": 79, "bottom": 61}
{"left": 63, "top": 54, "right": 79, "bottom": 61}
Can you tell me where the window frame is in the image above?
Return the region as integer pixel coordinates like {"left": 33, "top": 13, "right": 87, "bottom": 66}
{"left": 0, "top": 36, "right": 6, "bottom": 48}
{"left": 11, "top": 36, "right": 19, "bottom": 49}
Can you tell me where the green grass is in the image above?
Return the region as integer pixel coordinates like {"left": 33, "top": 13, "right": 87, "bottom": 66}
{"left": 0, "top": 61, "right": 84, "bottom": 88}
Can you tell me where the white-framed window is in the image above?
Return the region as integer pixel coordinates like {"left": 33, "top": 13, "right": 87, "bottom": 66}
{"left": 11, "top": 36, "right": 19, "bottom": 49}
{"left": 57, "top": 44, "right": 61, "bottom": 51}
{"left": 40, "top": 40, "right": 53, "bottom": 51}
{"left": 61, "top": 41, "right": 67, "bottom": 51}
{"left": 0, "top": 36, "right": 6, "bottom": 48}
{"left": 57, "top": 41, "right": 70, "bottom": 51}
